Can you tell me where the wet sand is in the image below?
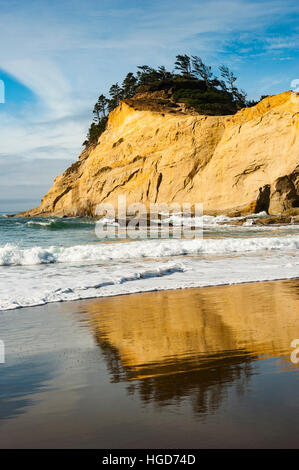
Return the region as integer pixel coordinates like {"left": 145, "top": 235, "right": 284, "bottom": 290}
{"left": 1, "top": 279, "right": 299, "bottom": 448}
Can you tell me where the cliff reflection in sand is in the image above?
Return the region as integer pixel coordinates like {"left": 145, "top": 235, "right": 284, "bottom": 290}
{"left": 86, "top": 280, "right": 299, "bottom": 416}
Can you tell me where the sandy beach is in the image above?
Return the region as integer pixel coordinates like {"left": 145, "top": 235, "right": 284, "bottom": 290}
{"left": 1, "top": 279, "right": 299, "bottom": 448}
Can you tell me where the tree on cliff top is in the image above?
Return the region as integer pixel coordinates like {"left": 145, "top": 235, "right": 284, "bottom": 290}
{"left": 122, "top": 73, "right": 138, "bottom": 98}
{"left": 219, "top": 64, "right": 247, "bottom": 106}
{"left": 83, "top": 53, "right": 254, "bottom": 146}
{"left": 191, "top": 56, "right": 214, "bottom": 87}
{"left": 174, "top": 54, "right": 193, "bottom": 77}
{"left": 93, "top": 94, "right": 108, "bottom": 122}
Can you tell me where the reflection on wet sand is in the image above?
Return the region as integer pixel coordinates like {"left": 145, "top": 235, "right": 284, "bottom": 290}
{"left": 87, "top": 279, "right": 299, "bottom": 414}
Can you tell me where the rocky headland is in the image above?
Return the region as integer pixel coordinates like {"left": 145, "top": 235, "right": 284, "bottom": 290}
{"left": 19, "top": 90, "right": 299, "bottom": 219}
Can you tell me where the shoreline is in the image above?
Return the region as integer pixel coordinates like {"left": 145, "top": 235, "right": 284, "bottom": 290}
{"left": 2, "top": 274, "right": 299, "bottom": 314}
{"left": 2, "top": 213, "right": 299, "bottom": 312}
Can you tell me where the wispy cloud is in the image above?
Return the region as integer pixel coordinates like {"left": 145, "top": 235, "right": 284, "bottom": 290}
{"left": 0, "top": 155, "right": 73, "bottom": 211}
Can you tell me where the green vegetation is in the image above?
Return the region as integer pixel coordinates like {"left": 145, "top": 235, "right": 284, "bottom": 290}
{"left": 83, "top": 54, "right": 262, "bottom": 146}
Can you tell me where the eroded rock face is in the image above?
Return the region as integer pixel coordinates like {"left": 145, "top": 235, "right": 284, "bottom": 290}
{"left": 20, "top": 91, "right": 299, "bottom": 217}
{"left": 269, "top": 166, "right": 299, "bottom": 214}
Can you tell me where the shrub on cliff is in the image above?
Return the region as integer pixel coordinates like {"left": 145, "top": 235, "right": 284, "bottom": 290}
{"left": 82, "top": 119, "right": 107, "bottom": 147}
{"left": 172, "top": 87, "right": 238, "bottom": 115}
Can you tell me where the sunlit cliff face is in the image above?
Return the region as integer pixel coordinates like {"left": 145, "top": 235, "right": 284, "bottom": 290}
{"left": 21, "top": 91, "right": 299, "bottom": 218}
{"left": 85, "top": 280, "right": 299, "bottom": 414}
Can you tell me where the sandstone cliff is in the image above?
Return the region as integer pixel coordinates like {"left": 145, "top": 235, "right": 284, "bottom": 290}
{"left": 21, "top": 91, "right": 299, "bottom": 217}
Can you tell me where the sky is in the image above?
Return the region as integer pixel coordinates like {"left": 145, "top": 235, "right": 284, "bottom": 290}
{"left": 0, "top": 0, "right": 298, "bottom": 211}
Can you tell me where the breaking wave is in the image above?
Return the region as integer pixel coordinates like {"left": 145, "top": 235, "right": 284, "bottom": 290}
{"left": 26, "top": 218, "right": 95, "bottom": 230}
{"left": 1, "top": 235, "right": 298, "bottom": 266}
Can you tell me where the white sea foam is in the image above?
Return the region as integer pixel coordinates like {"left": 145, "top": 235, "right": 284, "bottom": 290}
{"left": 0, "top": 261, "right": 186, "bottom": 310}
{"left": 22, "top": 211, "right": 272, "bottom": 231}
{"left": 26, "top": 218, "right": 96, "bottom": 229}
{"left": 0, "top": 235, "right": 298, "bottom": 266}
{"left": 0, "top": 252, "right": 299, "bottom": 311}
{"left": 26, "top": 220, "right": 55, "bottom": 227}
{"left": 1, "top": 213, "right": 299, "bottom": 311}
{"left": 165, "top": 211, "right": 269, "bottom": 226}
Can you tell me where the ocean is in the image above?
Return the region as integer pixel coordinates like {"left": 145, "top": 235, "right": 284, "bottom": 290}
{"left": 0, "top": 211, "right": 299, "bottom": 311}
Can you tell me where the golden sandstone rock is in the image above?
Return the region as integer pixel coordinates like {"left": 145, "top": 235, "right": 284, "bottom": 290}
{"left": 21, "top": 91, "right": 299, "bottom": 217}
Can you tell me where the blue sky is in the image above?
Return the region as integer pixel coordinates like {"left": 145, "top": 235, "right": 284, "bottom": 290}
{"left": 0, "top": 0, "right": 298, "bottom": 210}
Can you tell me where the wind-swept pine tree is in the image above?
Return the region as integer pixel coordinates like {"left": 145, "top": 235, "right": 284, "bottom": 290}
{"left": 191, "top": 56, "right": 214, "bottom": 87}
{"left": 108, "top": 83, "right": 123, "bottom": 112}
{"left": 122, "top": 73, "right": 138, "bottom": 98}
{"left": 93, "top": 94, "right": 108, "bottom": 122}
{"left": 136, "top": 66, "right": 158, "bottom": 86}
{"left": 97, "top": 94, "right": 108, "bottom": 117}
{"left": 219, "top": 64, "right": 247, "bottom": 106}
{"left": 174, "top": 54, "right": 193, "bottom": 77}
{"left": 219, "top": 65, "right": 237, "bottom": 92}
{"left": 93, "top": 103, "right": 101, "bottom": 123}
{"left": 156, "top": 66, "right": 173, "bottom": 80}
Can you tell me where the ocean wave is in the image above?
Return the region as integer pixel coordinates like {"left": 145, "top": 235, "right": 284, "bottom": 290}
{"left": 0, "top": 261, "right": 185, "bottom": 310}
{"left": 0, "top": 235, "right": 298, "bottom": 266}
{"left": 1, "top": 253, "right": 299, "bottom": 311}
{"left": 26, "top": 218, "right": 95, "bottom": 230}
{"left": 23, "top": 211, "right": 268, "bottom": 230}
{"left": 166, "top": 211, "right": 269, "bottom": 227}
